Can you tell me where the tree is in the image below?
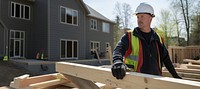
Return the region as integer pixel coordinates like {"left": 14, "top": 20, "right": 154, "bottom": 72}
{"left": 158, "top": 9, "right": 172, "bottom": 47}
{"left": 113, "top": 2, "right": 133, "bottom": 46}
{"left": 113, "top": 16, "right": 123, "bottom": 46}
{"left": 190, "top": 1, "right": 200, "bottom": 45}
{"left": 169, "top": 0, "right": 196, "bottom": 46}
{"left": 171, "top": 7, "right": 182, "bottom": 46}
{"left": 113, "top": 2, "right": 132, "bottom": 28}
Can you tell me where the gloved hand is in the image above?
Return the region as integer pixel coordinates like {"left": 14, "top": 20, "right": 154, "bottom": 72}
{"left": 111, "top": 60, "right": 126, "bottom": 79}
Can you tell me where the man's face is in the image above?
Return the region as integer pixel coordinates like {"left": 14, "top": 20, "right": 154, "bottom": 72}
{"left": 136, "top": 14, "right": 152, "bottom": 29}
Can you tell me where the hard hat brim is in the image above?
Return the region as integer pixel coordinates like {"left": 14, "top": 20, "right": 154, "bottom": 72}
{"left": 134, "top": 13, "right": 155, "bottom": 17}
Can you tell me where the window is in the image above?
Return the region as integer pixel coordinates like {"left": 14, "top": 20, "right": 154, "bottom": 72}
{"left": 106, "top": 42, "right": 110, "bottom": 52}
{"left": 102, "top": 22, "right": 110, "bottom": 33}
{"left": 11, "top": 2, "right": 30, "bottom": 20}
{"left": 90, "top": 19, "right": 97, "bottom": 30}
{"left": 60, "top": 6, "right": 78, "bottom": 25}
{"left": 60, "top": 39, "right": 78, "bottom": 59}
{"left": 90, "top": 41, "right": 100, "bottom": 53}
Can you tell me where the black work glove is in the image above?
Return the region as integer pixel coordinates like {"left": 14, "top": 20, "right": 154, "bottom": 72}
{"left": 174, "top": 75, "right": 182, "bottom": 79}
{"left": 111, "top": 60, "right": 126, "bottom": 79}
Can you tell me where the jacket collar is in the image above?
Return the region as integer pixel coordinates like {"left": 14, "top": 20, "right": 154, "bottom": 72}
{"left": 132, "top": 27, "right": 160, "bottom": 42}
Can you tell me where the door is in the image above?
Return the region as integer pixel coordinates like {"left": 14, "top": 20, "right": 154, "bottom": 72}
{"left": 14, "top": 40, "right": 20, "bottom": 57}
{"left": 10, "top": 30, "right": 25, "bottom": 58}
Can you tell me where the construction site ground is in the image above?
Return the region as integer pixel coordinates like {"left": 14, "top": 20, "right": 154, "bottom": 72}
{"left": 0, "top": 59, "right": 111, "bottom": 87}
{"left": 0, "top": 61, "right": 40, "bottom": 87}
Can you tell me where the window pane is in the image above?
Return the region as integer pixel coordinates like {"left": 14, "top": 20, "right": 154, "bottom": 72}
{"left": 15, "top": 41, "right": 20, "bottom": 56}
{"left": 73, "top": 11, "right": 78, "bottom": 25}
{"left": 61, "top": 7, "right": 65, "bottom": 22}
{"left": 94, "top": 20, "right": 97, "bottom": 29}
{"left": 15, "top": 32, "right": 20, "bottom": 38}
{"left": 61, "top": 41, "right": 65, "bottom": 58}
{"left": 67, "top": 41, "right": 72, "bottom": 57}
{"left": 10, "top": 31, "right": 14, "bottom": 38}
{"left": 74, "top": 41, "right": 77, "bottom": 57}
{"left": 21, "top": 5, "right": 24, "bottom": 18}
{"left": 91, "top": 42, "right": 93, "bottom": 49}
{"left": 103, "top": 22, "right": 110, "bottom": 33}
{"left": 21, "top": 32, "right": 24, "bottom": 39}
{"left": 10, "top": 39, "right": 14, "bottom": 57}
{"left": 15, "top": 4, "right": 20, "bottom": 17}
{"left": 90, "top": 20, "right": 93, "bottom": 28}
{"left": 11, "top": 3, "right": 14, "bottom": 17}
{"left": 21, "top": 40, "right": 24, "bottom": 56}
{"left": 25, "top": 6, "right": 29, "bottom": 19}
{"left": 67, "top": 9, "right": 72, "bottom": 24}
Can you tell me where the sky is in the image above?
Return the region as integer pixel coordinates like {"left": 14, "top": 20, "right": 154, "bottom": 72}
{"left": 83, "top": 0, "right": 171, "bottom": 29}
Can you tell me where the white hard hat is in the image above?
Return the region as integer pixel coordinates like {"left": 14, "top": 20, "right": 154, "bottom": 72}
{"left": 135, "top": 3, "right": 155, "bottom": 17}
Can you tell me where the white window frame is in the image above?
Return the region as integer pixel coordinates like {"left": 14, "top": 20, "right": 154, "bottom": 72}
{"left": 9, "top": 30, "right": 25, "bottom": 58}
{"left": 90, "top": 19, "right": 97, "bottom": 30}
{"left": 11, "top": 2, "right": 30, "bottom": 20}
{"left": 60, "top": 39, "right": 78, "bottom": 59}
{"left": 90, "top": 41, "right": 100, "bottom": 53}
{"left": 60, "top": 6, "right": 78, "bottom": 26}
{"left": 102, "top": 22, "right": 110, "bottom": 33}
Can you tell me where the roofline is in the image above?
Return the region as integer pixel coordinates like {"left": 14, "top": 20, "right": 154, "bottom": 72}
{"left": 87, "top": 15, "right": 115, "bottom": 24}
{"left": 79, "top": 0, "right": 90, "bottom": 14}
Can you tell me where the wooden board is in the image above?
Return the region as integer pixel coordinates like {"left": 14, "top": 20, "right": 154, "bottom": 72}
{"left": 183, "top": 59, "right": 200, "bottom": 65}
{"left": 175, "top": 68, "right": 200, "bottom": 74}
{"left": 63, "top": 74, "right": 100, "bottom": 89}
{"left": 56, "top": 62, "right": 200, "bottom": 89}
{"left": 162, "top": 71, "right": 200, "bottom": 79}
{"left": 9, "top": 73, "right": 72, "bottom": 89}
{"left": 187, "top": 65, "right": 200, "bottom": 69}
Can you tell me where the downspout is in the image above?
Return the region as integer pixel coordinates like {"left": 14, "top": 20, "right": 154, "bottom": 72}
{"left": 47, "top": 0, "right": 50, "bottom": 60}
{"left": 83, "top": 12, "right": 86, "bottom": 59}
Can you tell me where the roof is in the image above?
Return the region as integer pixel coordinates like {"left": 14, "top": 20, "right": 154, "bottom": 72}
{"left": 85, "top": 5, "right": 115, "bottom": 24}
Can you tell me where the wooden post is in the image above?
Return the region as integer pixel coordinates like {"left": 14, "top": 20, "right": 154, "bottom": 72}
{"left": 95, "top": 48, "right": 101, "bottom": 64}
{"left": 108, "top": 46, "right": 113, "bottom": 65}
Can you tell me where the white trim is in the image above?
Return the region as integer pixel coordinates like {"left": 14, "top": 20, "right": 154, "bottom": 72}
{"left": 11, "top": 1, "right": 30, "bottom": 20}
{"left": 60, "top": 6, "right": 78, "bottom": 26}
{"left": 60, "top": 39, "right": 78, "bottom": 59}
{"left": 90, "top": 19, "right": 98, "bottom": 30}
{"left": 102, "top": 22, "right": 110, "bottom": 33}
{"left": 90, "top": 41, "right": 100, "bottom": 53}
{"left": 9, "top": 30, "right": 25, "bottom": 58}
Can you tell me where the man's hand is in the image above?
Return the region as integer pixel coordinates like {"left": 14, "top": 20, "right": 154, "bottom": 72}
{"left": 111, "top": 60, "right": 126, "bottom": 79}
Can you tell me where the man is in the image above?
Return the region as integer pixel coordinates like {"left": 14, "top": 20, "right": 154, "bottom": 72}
{"left": 111, "top": 2, "right": 181, "bottom": 79}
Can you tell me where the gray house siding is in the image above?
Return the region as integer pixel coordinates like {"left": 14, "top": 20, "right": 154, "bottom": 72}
{"left": 48, "top": 0, "right": 87, "bottom": 60}
{"left": 30, "top": 0, "right": 48, "bottom": 59}
{"left": 1, "top": 0, "right": 34, "bottom": 58}
{"left": 85, "top": 17, "right": 114, "bottom": 58}
{"left": 0, "top": 24, "right": 4, "bottom": 58}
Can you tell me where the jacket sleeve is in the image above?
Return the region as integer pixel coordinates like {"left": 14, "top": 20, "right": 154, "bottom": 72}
{"left": 113, "top": 32, "right": 129, "bottom": 63}
{"left": 162, "top": 44, "right": 181, "bottom": 79}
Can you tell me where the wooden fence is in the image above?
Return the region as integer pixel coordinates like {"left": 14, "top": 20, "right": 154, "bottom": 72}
{"left": 168, "top": 46, "right": 200, "bottom": 63}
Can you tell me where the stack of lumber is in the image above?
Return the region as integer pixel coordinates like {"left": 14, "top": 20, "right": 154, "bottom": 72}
{"left": 163, "top": 59, "right": 200, "bottom": 82}
{"left": 163, "top": 68, "right": 200, "bottom": 82}
{"left": 9, "top": 73, "right": 75, "bottom": 89}
{"left": 183, "top": 59, "right": 200, "bottom": 69}
{"left": 10, "top": 62, "right": 200, "bottom": 89}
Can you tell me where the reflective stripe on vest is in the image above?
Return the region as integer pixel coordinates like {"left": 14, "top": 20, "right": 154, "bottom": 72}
{"left": 124, "top": 31, "right": 163, "bottom": 74}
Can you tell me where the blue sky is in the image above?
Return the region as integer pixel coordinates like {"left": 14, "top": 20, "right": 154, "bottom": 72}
{"left": 83, "top": 0, "right": 171, "bottom": 28}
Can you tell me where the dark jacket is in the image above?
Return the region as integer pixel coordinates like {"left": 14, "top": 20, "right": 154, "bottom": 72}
{"left": 113, "top": 27, "right": 180, "bottom": 78}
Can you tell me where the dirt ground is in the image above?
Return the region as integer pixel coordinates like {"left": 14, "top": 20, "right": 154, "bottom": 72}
{"left": 0, "top": 61, "right": 40, "bottom": 87}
